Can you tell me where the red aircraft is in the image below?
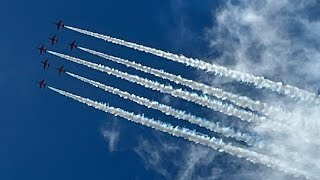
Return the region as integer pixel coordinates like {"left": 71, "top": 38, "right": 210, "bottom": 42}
{"left": 41, "top": 59, "right": 50, "bottom": 70}
{"left": 57, "top": 65, "right": 66, "bottom": 76}
{"left": 38, "top": 80, "right": 47, "bottom": 88}
{"left": 68, "top": 40, "right": 77, "bottom": 51}
{"left": 55, "top": 20, "right": 64, "bottom": 29}
{"left": 49, "top": 35, "right": 58, "bottom": 45}
{"left": 38, "top": 45, "right": 47, "bottom": 54}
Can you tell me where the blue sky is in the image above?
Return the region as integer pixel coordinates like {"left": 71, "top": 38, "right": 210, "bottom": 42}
{"left": 2, "top": 0, "right": 320, "bottom": 179}
{"left": 0, "top": 0, "right": 222, "bottom": 179}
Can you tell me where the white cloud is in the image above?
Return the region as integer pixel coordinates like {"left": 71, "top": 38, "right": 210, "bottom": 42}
{"left": 176, "top": 144, "right": 218, "bottom": 180}
{"left": 133, "top": 131, "right": 295, "bottom": 180}
{"left": 101, "top": 117, "right": 121, "bottom": 152}
{"left": 102, "top": 129, "right": 120, "bottom": 152}
{"left": 133, "top": 133, "right": 208, "bottom": 180}
{"left": 134, "top": 133, "right": 179, "bottom": 179}
{"left": 205, "top": 0, "right": 320, "bottom": 178}
{"left": 133, "top": 0, "right": 320, "bottom": 179}
{"left": 99, "top": 1, "right": 320, "bottom": 179}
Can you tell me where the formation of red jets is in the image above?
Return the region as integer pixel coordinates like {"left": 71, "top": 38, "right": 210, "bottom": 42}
{"left": 37, "top": 20, "right": 77, "bottom": 88}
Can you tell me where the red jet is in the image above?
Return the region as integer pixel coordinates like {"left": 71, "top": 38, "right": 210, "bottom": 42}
{"left": 38, "top": 80, "right": 47, "bottom": 88}
{"left": 41, "top": 59, "right": 50, "bottom": 70}
{"left": 57, "top": 65, "right": 66, "bottom": 76}
{"left": 38, "top": 45, "right": 47, "bottom": 54}
{"left": 49, "top": 35, "right": 58, "bottom": 45}
{"left": 68, "top": 40, "right": 77, "bottom": 51}
{"left": 55, "top": 20, "right": 64, "bottom": 29}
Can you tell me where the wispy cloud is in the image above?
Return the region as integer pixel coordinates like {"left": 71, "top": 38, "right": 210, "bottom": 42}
{"left": 101, "top": 118, "right": 120, "bottom": 152}
{"left": 128, "top": 0, "right": 320, "bottom": 179}
{"left": 207, "top": 0, "right": 320, "bottom": 92}
{"left": 206, "top": 0, "right": 320, "bottom": 178}
{"left": 134, "top": 134, "right": 179, "bottom": 179}
{"left": 133, "top": 132, "right": 219, "bottom": 180}
{"left": 176, "top": 144, "right": 218, "bottom": 180}
{"left": 133, "top": 133, "right": 291, "bottom": 180}
{"left": 47, "top": 1, "right": 320, "bottom": 179}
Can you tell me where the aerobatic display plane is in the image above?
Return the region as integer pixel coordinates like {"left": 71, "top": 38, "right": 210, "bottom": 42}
{"left": 37, "top": 80, "right": 46, "bottom": 88}
{"left": 57, "top": 65, "right": 66, "bottom": 76}
{"left": 38, "top": 45, "right": 47, "bottom": 54}
{"left": 55, "top": 20, "right": 64, "bottom": 29}
{"left": 49, "top": 35, "right": 58, "bottom": 45}
{"left": 41, "top": 59, "right": 50, "bottom": 70}
{"left": 68, "top": 40, "right": 77, "bottom": 51}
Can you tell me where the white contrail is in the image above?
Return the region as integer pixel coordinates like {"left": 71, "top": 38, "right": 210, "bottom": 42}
{"left": 78, "top": 46, "right": 281, "bottom": 116}
{"left": 47, "top": 51, "right": 265, "bottom": 123}
{"left": 65, "top": 25, "right": 320, "bottom": 105}
{"left": 66, "top": 71, "right": 254, "bottom": 144}
{"left": 48, "top": 86, "right": 316, "bottom": 180}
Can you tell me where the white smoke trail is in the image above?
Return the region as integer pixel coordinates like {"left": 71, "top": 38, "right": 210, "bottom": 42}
{"left": 78, "top": 46, "right": 281, "bottom": 116}
{"left": 65, "top": 25, "right": 320, "bottom": 105}
{"left": 47, "top": 50, "right": 264, "bottom": 123}
{"left": 66, "top": 71, "right": 254, "bottom": 144}
{"left": 48, "top": 86, "right": 316, "bottom": 180}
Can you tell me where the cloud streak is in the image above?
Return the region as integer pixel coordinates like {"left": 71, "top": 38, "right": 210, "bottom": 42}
{"left": 78, "top": 46, "right": 278, "bottom": 116}
{"left": 206, "top": 0, "right": 320, "bottom": 177}
{"left": 66, "top": 71, "right": 254, "bottom": 144}
{"left": 48, "top": 51, "right": 264, "bottom": 123}
{"left": 65, "top": 25, "right": 320, "bottom": 104}
{"left": 48, "top": 86, "right": 314, "bottom": 179}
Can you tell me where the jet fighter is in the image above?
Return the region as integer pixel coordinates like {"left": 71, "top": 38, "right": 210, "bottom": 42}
{"left": 57, "top": 65, "right": 66, "bottom": 76}
{"left": 55, "top": 20, "right": 64, "bottom": 29}
{"left": 49, "top": 35, "right": 58, "bottom": 45}
{"left": 38, "top": 45, "right": 47, "bottom": 54}
{"left": 41, "top": 59, "right": 50, "bottom": 70}
{"left": 68, "top": 40, "right": 77, "bottom": 51}
{"left": 37, "top": 80, "right": 46, "bottom": 88}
